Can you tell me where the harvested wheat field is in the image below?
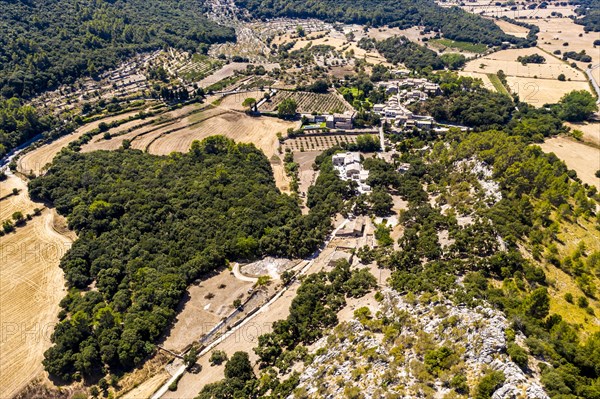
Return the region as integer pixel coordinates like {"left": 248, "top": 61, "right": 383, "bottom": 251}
{"left": 0, "top": 206, "right": 72, "bottom": 399}
{"left": 493, "top": 18, "right": 530, "bottom": 38}
{"left": 148, "top": 111, "right": 296, "bottom": 157}
{"left": 18, "top": 109, "right": 144, "bottom": 176}
{"left": 464, "top": 47, "right": 591, "bottom": 104}
{"left": 539, "top": 136, "right": 600, "bottom": 188}
{"left": 506, "top": 76, "right": 590, "bottom": 105}
{"left": 0, "top": 173, "right": 38, "bottom": 222}
{"left": 465, "top": 48, "right": 584, "bottom": 81}
{"left": 533, "top": 18, "right": 600, "bottom": 71}
{"left": 218, "top": 90, "right": 268, "bottom": 112}
{"left": 564, "top": 122, "right": 600, "bottom": 146}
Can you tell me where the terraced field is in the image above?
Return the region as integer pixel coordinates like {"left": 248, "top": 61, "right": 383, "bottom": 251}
{"left": 259, "top": 91, "right": 352, "bottom": 114}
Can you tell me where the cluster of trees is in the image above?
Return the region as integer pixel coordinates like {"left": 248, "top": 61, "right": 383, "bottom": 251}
{"left": 376, "top": 36, "right": 444, "bottom": 71}
{"left": 572, "top": 0, "right": 600, "bottom": 32}
{"left": 196, "top": 351, "right": 300, "bottom": 399}
{"left": 416, "top": 73, "right": 514, "bottom": 129}
{"left": 0, "top": 97, "right": 53, "bottom": 156}
{"left": 30, "top": 136, "right": 350, "bottom": 381}
{"left": 235, "top": 0, "right": 531, "bottom": 46}
{"left": 562, "top": 50, "right": 593, "bottom": 63}
{"left": 0, "top": 0, "right": 235, "bottom": 99}
{"left": 517, "top": 53, "right": 546, "bottom": 65}
{"left": 376, "top": 125, "right": 600, "bottom": 397}
{"left": 412, "top": 72, "right": 596, "bottom": 134}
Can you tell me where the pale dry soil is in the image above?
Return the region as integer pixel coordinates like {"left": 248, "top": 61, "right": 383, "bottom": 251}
{"left": 539, "top": 136, "right": 600, "bottom": 189}
{"left": 565, "top": 122, "right": 600, "bottom": 146}
{"left": 161, "top": 268, "right": 254, "bottom": 353}
{"left": 18, "top": 109, "right": 144, "bottom": 176}
{"left": 463, "top": 47, "right": 592, "bottom": 104}
{"left": 0, "top": 198, "right": 73, "bottom": 399}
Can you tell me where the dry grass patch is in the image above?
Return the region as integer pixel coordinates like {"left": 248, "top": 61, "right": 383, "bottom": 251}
{"left": 564, "top": 122, "right": 600, "bottom": 146}
{"left": 493, "top": 18, "right": 530, "bottom": 38}
{"left": 0, "top": 208, "right": 72, "bottom": 399}
{"left": 148, "top": 111, "right": 295, "bottom": 158}
{"left": 161, "top": 268, "right": 253, "bottom": 352}
{"left": 539, "top": 136, "right": 600, "bottom": 188}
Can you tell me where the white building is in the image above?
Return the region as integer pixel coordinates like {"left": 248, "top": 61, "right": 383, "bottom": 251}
{"left": 332, "top": 152, "right": 371, "bottom": 193}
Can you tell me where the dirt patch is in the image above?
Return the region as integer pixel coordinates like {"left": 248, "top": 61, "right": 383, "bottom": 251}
{"left": 161, "top": 268, "right": 253, "bottom": 352}
{"left": 240, "top": 257, "right": 297, "bottom": 279}
{"left": 0, "top": 207, "right": 73, "bottom": 399}
{"left": 539, "top": 136, "right": 600, "bottom": 188}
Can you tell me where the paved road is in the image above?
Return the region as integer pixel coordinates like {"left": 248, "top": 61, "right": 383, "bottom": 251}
{"left": 586, "top": 64, "right": 600, "bottom": 104}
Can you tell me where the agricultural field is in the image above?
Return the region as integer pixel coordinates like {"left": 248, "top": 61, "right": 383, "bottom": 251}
{"left": 281, "top": 134, "right": 374, "bottom": 152}
{"left": 463, "top": 47, "right": 591, "bottom": 104}
{"left": 367, "top": 26, "right": 434, "bottom": 43}
{"left": 147, "top": 111, "right": 295, "bottom": 157}
{"left": 273, "top": 28, "right": 392, "bottom": 66}
{"left": 429, "top": 38, "right": 489, "bottom": 54}
{"left": 0, "top": 175, "right": 73, "bottom": 398}
{"left": 458, "top": 1, "right": 575, "bottom": 19}
{"left": 18, "top": 109, "right": 148, "bottom": 176}
{"left": 197, "top": 62, "right": 279, "bottom": 89}
{"left": 532, "top": 18, "right": 599, "bottom": 82}
{"left": 505, "top": 76, "right": 590, "bottom": 105}
{"left": 492, "top": 18, "right": 530, "bottom": 38}
{"left": 179, "top": 54, "right": 224, "bottom": 82}
{"left": 564, "top": 121, "right": 600, "bottom": 146}
{"left": 539, "top": 136, "right": 600, "bottom": 188}
{"left": 259, "top": 91, "right": 352, "bottom": 114}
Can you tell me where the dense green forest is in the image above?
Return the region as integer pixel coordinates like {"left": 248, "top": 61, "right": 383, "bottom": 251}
{"left": 29, "top": 136, "right": 351, "bottom": 381}
{"left": 376, "top": 36, "right": 444, "bottom": 70}
{"left": 235, "top": 0, "right": 533, "bottom": 46}
{"left": 0, "top": 98, "right": 53, "bottom": 157}
{"left": 0, "top": 0, "right": 235, "bottom": 99}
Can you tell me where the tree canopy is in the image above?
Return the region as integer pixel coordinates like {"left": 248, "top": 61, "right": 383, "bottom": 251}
{"left": 29, "top": 136, "right": 348, "bottom": 381}
{"left": 235, "top": 0, "right": 531, "bottom": 46}
{"left": 0, "top": 0, "right": 235, "bottom": 99}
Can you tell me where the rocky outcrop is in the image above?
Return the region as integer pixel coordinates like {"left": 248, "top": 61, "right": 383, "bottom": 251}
{"left": 290, "top": 290, "right": 549, "bottom": 399}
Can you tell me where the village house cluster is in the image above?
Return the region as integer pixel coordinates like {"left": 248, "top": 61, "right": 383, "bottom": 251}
{"left": 332, "top": 152, "right": 371, "bottom": 193}
{"left": 372, "top": 77, "right": 440, "bottom": 130}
